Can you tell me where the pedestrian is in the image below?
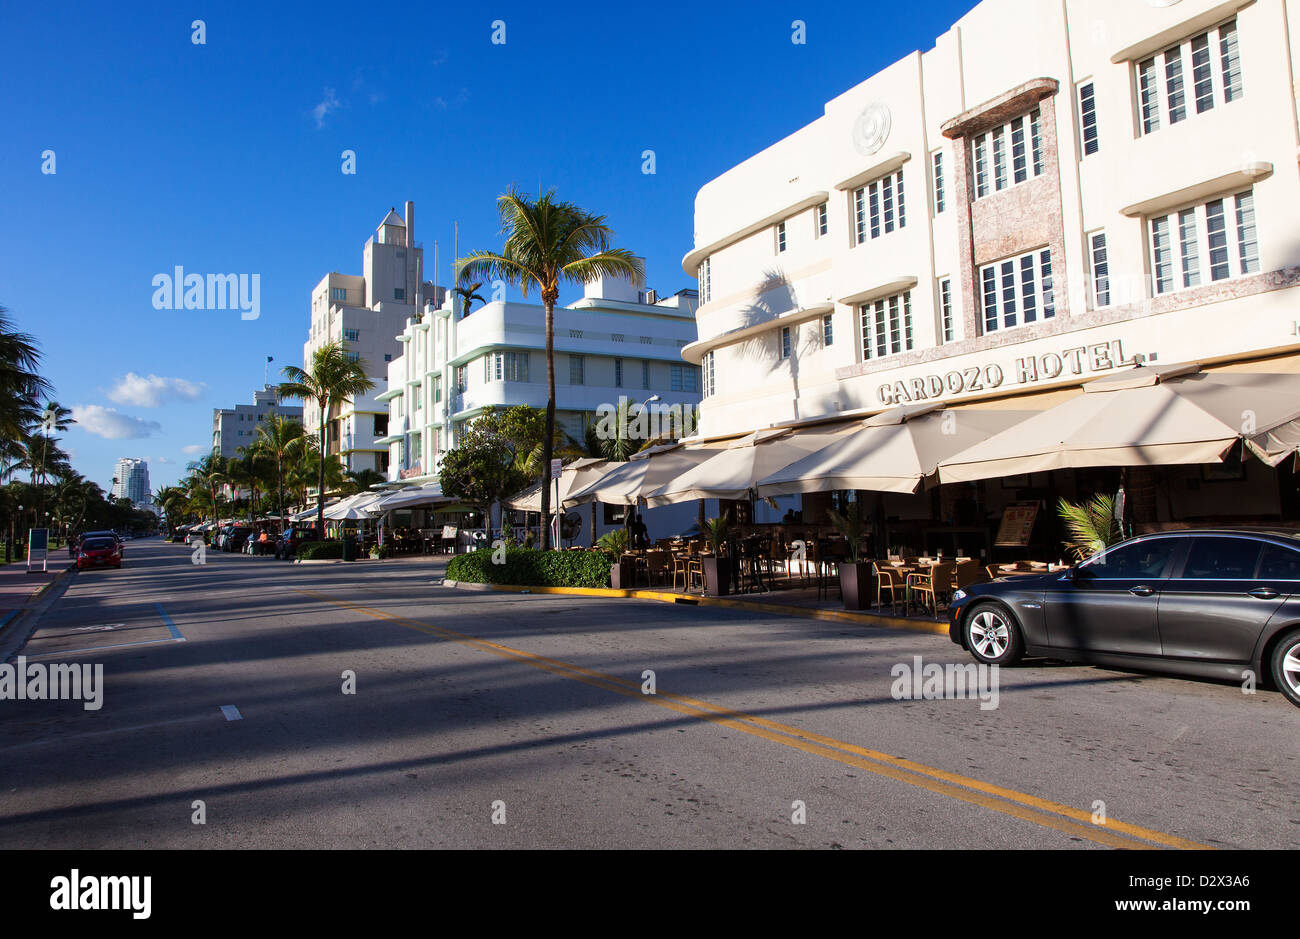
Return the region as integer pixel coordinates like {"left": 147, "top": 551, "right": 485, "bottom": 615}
{"left": 631, "top": 513, "right": 650, "bottom": 550}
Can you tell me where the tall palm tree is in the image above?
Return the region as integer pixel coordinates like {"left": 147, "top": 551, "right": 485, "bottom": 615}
{"left": 456, "top": 188, "right": 643, "bottom": 548}
{"left": 252, "top": 413, "right": 306, "bottom": 530}
{"left": 277, "top": 342, "right": 375, "bottom": 534}
{"left": 186, "top": 454, "right": 227, "bottom": 525}
{"left": 344, "top": 468, "right": 386, "bottom": 494}
{"left": 30, "top": 401, "right": 73, "bottom": 518}
{"left": 0, "top": 306, "right": 50, "bottom": 452}
{"left": 287, "top": 440, "right": 345, "bottom": 511}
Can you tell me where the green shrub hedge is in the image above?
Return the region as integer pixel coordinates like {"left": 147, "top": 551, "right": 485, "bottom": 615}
{"left": 446, "top": 547, "right": 612, "bottom": 588}
{"left": 297, "top": 541, "right": 345, "bottom": 560}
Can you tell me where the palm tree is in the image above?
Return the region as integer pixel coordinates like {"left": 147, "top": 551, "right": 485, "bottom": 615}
{"left": 0, "top": 306, "right": 50, "bottom": 451}
{"left": 344, "top": 468, "right": 386, "bottom": 494}
{"left": 287, "top": 440, "right": 345, "bottom": 511}
{"left": 252, "top": 413, "right": 306, "bottom": 530}
{"left": 1057, "top": 495, "right": 1122, "bottom": 561}
{"left": 456, "top": 188, "right": 643, "bottom": 548}
{"left": 277, "top": 342, "right": 375, "bottom": 534}
{"left": 186, "top": 454, "right": 227, "bottom": 525}
{"left": 30, "top": 401, "right": 73, "bottom": 518}
{"left": 453, "top": 281, "right": 486, "bottom": 320}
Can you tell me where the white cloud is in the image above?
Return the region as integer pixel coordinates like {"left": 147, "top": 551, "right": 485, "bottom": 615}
{"left": 181, "top": 444, "right": 206, "bottom": 455}
{"left": 313, "top": 87, "right": 340, "bottom": 128}
{"left": 72, "top": 405, "right": 161, "bottom": 440}
{"left": 107, "top": 373, "right": 205, "bottom": 408}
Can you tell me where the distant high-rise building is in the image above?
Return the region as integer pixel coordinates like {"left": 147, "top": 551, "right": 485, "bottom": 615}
{"left": 111, "top": 458, "right": 150, "bottom": 505}
{"left": 211, "top": 385, "right": 304, "bottom": 459}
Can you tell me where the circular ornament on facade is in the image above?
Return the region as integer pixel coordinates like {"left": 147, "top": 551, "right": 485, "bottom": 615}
{"left": 852, "top": 102, "right": 892, "bottom": 156}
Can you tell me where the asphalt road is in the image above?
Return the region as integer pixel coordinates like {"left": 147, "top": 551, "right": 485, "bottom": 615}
{"left": 0, "top": 537, "right": 1296, "bottom": 849}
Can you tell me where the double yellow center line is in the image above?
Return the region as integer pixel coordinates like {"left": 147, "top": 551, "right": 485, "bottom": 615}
{"left": 296, "top": 588, "right": 1209, "bottom": 850}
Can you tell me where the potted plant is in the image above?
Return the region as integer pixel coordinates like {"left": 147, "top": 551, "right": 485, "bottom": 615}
{"left": 700, "top": 516, "right": 734, "bottom": 596}
{"left": 598, "top": 528, "right": 635, "bottom": 588}
{"left": 828, "top": 504, "right": 874, "bottom": 611}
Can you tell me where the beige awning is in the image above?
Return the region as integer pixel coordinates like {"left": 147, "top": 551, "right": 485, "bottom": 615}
{"left": 938, "top": 363, "right": 1300, "bottom": 483}
{"left": 756, "top": 404, "right": 1038, "bottom": 496}
{"left": 566, "top": 448, "right": 719, "bottom": 506}
{"left": 503, "top": 458, "right": 625, "bottom": 511}
{"left": 643, "top": 426, "right": 852, "bottom": 507}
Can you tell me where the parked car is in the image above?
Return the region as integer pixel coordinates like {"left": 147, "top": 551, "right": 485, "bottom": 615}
{"left": 222, "top": 526, "right": 254, "bottom": 552}
{"left": 77, "top": 536, "right": 122, "bottom": 571}
{"left": 949, "top": 528, "right": 1300, "bottom": 707}
{"left": 213, "top": 525, "right": 232, "bottom": 551}
{"left": 275, "top": 528, "right": 321, "bottom": 560}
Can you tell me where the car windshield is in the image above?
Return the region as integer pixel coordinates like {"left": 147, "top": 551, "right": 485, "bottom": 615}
{"left": 82, "top": 539, "right": 115, "bottom": 551}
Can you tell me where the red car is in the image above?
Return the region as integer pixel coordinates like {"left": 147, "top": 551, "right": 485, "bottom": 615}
{"left": 77, "top": 536, "right": 122, "bottom": 570}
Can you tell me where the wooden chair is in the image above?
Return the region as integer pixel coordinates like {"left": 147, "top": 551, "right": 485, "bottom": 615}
{"left": 984, "top": 563, "right": 1003, "bottom": 580}
{"left": 908, "top": 561, "right": 955, "bottom": 616}
{"left": 643, "top": 550, "right": 670, "bottom": 588}
{"left": 953, "top": 559, "right": 988, "bottom": 591}
{"left": 873, "top": 562, "right": 906, "bottom": 616}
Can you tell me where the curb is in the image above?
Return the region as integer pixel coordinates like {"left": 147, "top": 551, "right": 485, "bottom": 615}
{"left": 0, "top": 562, "right": 76, "bottom": 662}
{"left": 443, "top": 581, "right": 949, "bottom": 636}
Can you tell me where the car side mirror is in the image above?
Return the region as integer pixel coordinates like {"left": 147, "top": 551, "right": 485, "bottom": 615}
{"left": 1060, "top": 566, "right": 1077, "bottom": 582}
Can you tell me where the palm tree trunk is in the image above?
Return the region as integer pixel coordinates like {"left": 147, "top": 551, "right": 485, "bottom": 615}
{"left": 541, "top": 299, "right": 555, "bottom": 550}
{"left": 317, "top": 398, "right": 328, "bottom": 535}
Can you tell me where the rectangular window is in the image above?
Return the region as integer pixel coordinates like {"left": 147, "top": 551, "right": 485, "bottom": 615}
{"left": 344, "top": 352, "right": 360, "bottom": 363}
{"left": 1138, "top": 20, "right": 1243, "bottom": 136}
{"left": 702, "top": 352, "right": 716, "bottom": 398}
{"left": 614, "top": 357, "right": 623, "bottom": 387}
{"left": 504, "top": 351, "right": 528, "bottom": 382}
{"left": 859, "top": 292, "right": 913, "bottom": 360}
{"left": 343, "top": 328, "right": 360, "bottom": 341}
{"left": 455, "top": 365, "right": 467, "bottom": 394}
{"left": 433, "top": 376, "right": 442, "bottom": 403}
{"left": 780, "top": 326, "right": 792, "bottom": 359}
{"left": 569, "top": 355, "right": 585, "bottom": 385}
{"left": 854, "top": 189, "right": 867, "bottom": 244}
{"left": 972, "top": 110, "right": 1044, "bottom": 200}
{"left": 670, "top": 365, "right": 699, "bottom": 392}
{"left": 939, "top": 278, "right": 954, "bottom": 342}
{"left": 776, "top": 221, "right": 787, "bottom": 253}
{"left": 816, "top": 203, "right": 828, "bottom": 236}
{"left": 979, "top": 249, "right": 1055, "bottom": 333}
{"left": 641, "top": 360, "right": 650, "bottom": 390}
{"left": 1149, "top": 189, "right": 1259, "bottom": 294}
{"left": 698, "top": 258, "right": 711, "bottom": 304}
{"left": 1089, "top": 232, "right": 1111, "bottom": 308}
{"left": 856, "top": 171, "right": 905, "bottom": 243}
{"left": 1078, "top": 81, "right": 1099, "bottom": 156}
{"left": 414, "top": 384, "right": 423, "bottom": 410}
{"left": 330, "top": 287, "right": 347, "bottom": 302}
{"left": 486, "top": 353, "right": 502, "bottom": 382}
{"left": 932, "top": 150, "right": 945, "bottom": 214}
{"left": 394, "top": 288, "right": 405, "bottom": 301}
{"left": 822, "top": 314, "right": 833, "bottom": 346}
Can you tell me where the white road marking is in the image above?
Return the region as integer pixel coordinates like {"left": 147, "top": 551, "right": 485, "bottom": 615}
{"left": 24, "top": 637, "right": 185, "bottom": 659}
{"left": 220, "top": 705, "right": 242, "bottom": 721}
{"left": 70, "top": 624, "right": 127, "bottom": 632}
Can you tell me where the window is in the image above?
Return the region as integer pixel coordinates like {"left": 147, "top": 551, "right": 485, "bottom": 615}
{"left": 702, "top": 352, "right": 716, "bottom": 398}
{"left": 482, "top": 352, "right": 528, "bottom": 382}
{"left": 568, "top": 329, "right": 583, "bottom": 339}
{"left": 569, "top": 355, "right": 585, "bottom": 385}
{"left": 486, "top": 353, "right": 502, "bottom": 382}
{"left": 374, "top": 415, "right": 388, "bottom": 436}
{"left": 1082, "top": 538, "right": 1178, "bottom": 578}
{"left": 980, "top": 249, "right": 1055, "bottom": 333}
{"left": 939, "top": 278, "right": 955, "bottom": 343}
{"left": 1259, "top": 544, "right": 1300, "bottom": 580}
{"left": 853, "top": 170, "right": 905, "bottom": 245}
{"left": 330, "top": 287, "right": 347, "bottom": 302}
{"left": 344, "top": 352, "right": 360, "bottom": 363}
{"left": 394, "top": 288, "right": 405, "bottom": 301}
{"left": 383, "top": 354, "right": 391, "bottom": 362}
{"left": 454, "top": 365, "right": 467, "bottom": 394}
{"left": 1077, "top": 81, "right": 1099, "bottom": 156}
{"left": 1137, "top": 20, "right": 1243, "bottom": 136}
{"left": 816, "top": 203, "right": 829, "bottom": 237}
{"left": 822, "top": 314, "right": 833, "bottom": 347}
{"left": 780, "top": 326, "right": 792, "bottom": 359}
{"left": 776, "top": 221, "right": 787, "bottom": 253}
{"left": 1089, "top": 232, "right": 1110, "bottom": 308}
{"left": 1149, "top": 190, "right": 1258, "bottom": 295}
{"left": 343, "top": 328, "right": 360, "bottom": 341}
{"left": 413, "top": 384, "right": 423, "bottom": 410}
{"left": 670, "top": 364, "right": 699, "bottom": 392}
{"left": 931, "top": 150, "right": 945, "bottom": 214}
{"left": 1182, "top": 537, "right": 1262, "bottom": 579}
{"left": 698, "top": 258, "right": 711, "bottom": 304}
{"left": 614, "top": 357, "right": 623, "bottom": 388}
{"left": 859, "top": 292, "right": 914, "bottom": 361}
{"left": 641, "top": 360, "right": 650, "bottom": 390}
{"left": 433, "top": 375, "right": 442, "bottom": 403}
{"left": 973, "top": 111, "right": 1043, "bottom": 199}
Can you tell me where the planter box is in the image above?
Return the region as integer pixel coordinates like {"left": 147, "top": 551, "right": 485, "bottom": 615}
{"left": 839, "top": 561, "right": 875, "bottom": 611}
{"left": 609, "top": 558, "right": 637, "bottom": 589}
{"left": 702, "top": 556, "right": 733, "bottom": 597}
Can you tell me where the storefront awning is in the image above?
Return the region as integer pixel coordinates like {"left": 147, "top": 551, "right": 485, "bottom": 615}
{"left": 502, "top": 458, "right": 623, "bottom": 512}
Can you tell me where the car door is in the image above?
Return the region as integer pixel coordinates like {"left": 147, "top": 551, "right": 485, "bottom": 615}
{"left": 1042, "top": 536, "right": 1181, "bottom": 656}
{"left": 1157, "top": 536, "right": 1291, "bottom": 664}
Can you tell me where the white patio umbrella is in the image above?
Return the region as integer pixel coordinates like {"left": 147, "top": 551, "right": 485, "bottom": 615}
{"left": 323, "top": 492, "right": 386, "bottom": 520}
{"left": 755, "top": 404, "right": 1038, "bottom": 496}
{"left": 502, "top": 458, "right": 625, "bottom": 511}
{"left": 938, "top": 363, "right": 1300, "bottom": 483}
{"left": 366, "top": 482, "right": 448, "bottom": 513}
{"left": 565, "top": 443, "right": 719, "bottom": 506}
{"left": 643, "top": 426, "right": 852, "bottom": 507}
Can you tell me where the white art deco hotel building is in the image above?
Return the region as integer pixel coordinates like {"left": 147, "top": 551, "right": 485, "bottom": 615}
{"left": 684, "top": 0, "right": 1300, "bottom": 531}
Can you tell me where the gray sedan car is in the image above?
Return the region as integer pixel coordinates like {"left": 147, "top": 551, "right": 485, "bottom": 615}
{"left": 948, "top": 528, "right": 1300, "bottom": 706}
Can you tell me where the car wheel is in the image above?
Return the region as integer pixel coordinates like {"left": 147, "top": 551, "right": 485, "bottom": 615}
{"left": 963, "top": 602, "right": 1025, "bottom": 666}
{"left": 1269, "top": 630, "right": 1300, "bottom": 707}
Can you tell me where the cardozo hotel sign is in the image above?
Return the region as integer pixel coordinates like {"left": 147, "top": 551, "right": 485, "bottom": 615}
{"left": 876, "top": 337, "right": 1140, "bottom": 405}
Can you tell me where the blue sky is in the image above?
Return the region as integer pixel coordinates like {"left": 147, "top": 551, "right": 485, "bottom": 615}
{"left": 0, "top": 0, "right": 975, "bottom": 492}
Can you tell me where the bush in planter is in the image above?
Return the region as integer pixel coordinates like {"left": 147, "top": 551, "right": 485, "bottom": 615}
{"left": 827, "top": 504, "right": 874, "bottom": 610}
{"left": 446, "top": 547, "right": 611, "bottom": 588}
{"left": 370, "top": 543, "right": 392, "bottom": 559}
{"left": 297, "top": 541, "right": 344, "bottom": 560}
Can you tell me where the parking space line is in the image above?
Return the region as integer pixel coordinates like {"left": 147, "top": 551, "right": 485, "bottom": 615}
{"left": 23, "top": 604, "right": 187, "bottom": 659}
{"left": 154, "top": 603, "right": 186, "bottom": 640}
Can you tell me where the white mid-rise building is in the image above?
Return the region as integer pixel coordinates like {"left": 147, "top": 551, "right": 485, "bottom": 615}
{"left": 303, "top": 202, "right": 445, "bottom": 478}
{"left": 111, "top": 458, "right": 150, "bottom": 505}
{"left": 211, "top": 385, "right": 304, "bottom": 459}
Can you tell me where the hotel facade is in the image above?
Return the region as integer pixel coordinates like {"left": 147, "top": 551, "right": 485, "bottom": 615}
{"left": 684, "top": 0, "right": 1300, "bottom": 532}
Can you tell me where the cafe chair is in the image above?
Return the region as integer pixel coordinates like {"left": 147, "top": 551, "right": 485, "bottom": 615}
{"left": 907, "top": 561, "right": 955, "bottom": 616}
{"left": 873, "top": 561, "right": 906, "bottom": 616}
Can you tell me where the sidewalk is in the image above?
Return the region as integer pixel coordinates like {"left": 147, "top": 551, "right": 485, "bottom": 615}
{"left": 0, "top": 558, "right": 70, "bottom": 616}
